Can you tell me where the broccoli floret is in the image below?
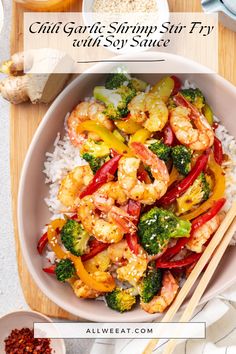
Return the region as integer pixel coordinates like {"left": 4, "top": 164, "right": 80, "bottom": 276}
{"left": 138, "top": 207, "right": 191, "bottom": 255}
{"left": 105, "top": 288, "right": 136, "bottom": 313}
{"left": 180, "top": 88, "right": 205, "bottom": 111}
{"left": 82, "top": 153, "right": 108, "bottom": 174}
{"left": 171, "top": 145, "right": 192, "bottom": 176}
{"left": 146, "top": 139, "right": 171, "bottom": 162}
{"left": 139, "top": 262, "right": 162, "bottom": 303}
{"left": 200, "top": 172, "right": 211, "bottom": 201}
{"left": 176, "top": 172, "right": 211, "bottom": 215}
{"left": 61, "top": 219, "right": 90, "bottom": 257}
{"left": 93, "top": 85, "right": 136, "bottom": 120}
{"left": 80, "top": 140, "right": 110, "bottom": 173}
{"left": 105, "top": 73, "right": 130, "bottom": 89}
{"left": 105, "top": 73, "right": 148, "bottom": 93}
{"left": 55, "top": 259, "right": 75, "bottom": 282}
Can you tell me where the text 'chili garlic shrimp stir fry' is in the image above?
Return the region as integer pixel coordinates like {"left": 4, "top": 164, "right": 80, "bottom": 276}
{"left": 39, "top": 73, "right": 227, "bottom": 314}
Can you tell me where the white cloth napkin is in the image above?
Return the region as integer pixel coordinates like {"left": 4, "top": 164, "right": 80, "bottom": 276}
{"left": 90, "top": 283, "right": 236, "bottom": 354}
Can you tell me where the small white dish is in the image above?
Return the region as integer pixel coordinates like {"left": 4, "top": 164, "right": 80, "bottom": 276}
{"left": 202, "top": 0, "right": 236, "bottom": 32}
{"left": 82, "top": 0, "right": 170, "bottom": 54}
{"left": 223, "top": 0, "right": 236, "bottom": 15}
{"left": 0, "top": 310, "right": 66, "bottom": 354}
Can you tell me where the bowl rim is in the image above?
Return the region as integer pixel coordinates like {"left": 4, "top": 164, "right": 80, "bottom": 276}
{"left": 0, "top": 309, "right": 66, "bottom": 353}
{"left": 18, "top": 52, "right": 236, "bottom": 322}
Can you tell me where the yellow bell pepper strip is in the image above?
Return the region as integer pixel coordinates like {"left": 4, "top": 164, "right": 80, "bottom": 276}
{"left": 182, "top": 154, "right": 225, "bottom": 220}
{"left": 113, "top": 129, "right": 125, "bottom": 142}
{"left": 77, "top": 121, "right": 131, "bottom": 155}
{"left": 168, "top": 166, "right": 179, "bottom": 187}
{"left": 47, "top": 219, "right": 67, "bottom": 259}
{"left": 69, "top": 254, "right": 115, "bottom": 292}
{"left": 129, "top": 128, "right": 152, "bottom": 146}
{"left": 115, "top": 119, "right": 142, "bottom": 134}
{"left": 150, "top": 76, "right": 175, "bottom": 102}
{"left": 202, "top": 103, "right": 214, "bottom": 126}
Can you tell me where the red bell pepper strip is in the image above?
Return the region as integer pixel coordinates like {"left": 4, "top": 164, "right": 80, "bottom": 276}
{"left": 125, "top": 200, "right": 141, "bottom": 255}
{"left": 159, "top": 150, "right": 210, "bottom": 206}
{"left": 212, "top": 122, "right": 219, "bottom": 131}
{"left": 126, "top": 233, "right": 140, "bottom": 255}
{"left": 171, "top": 75, "right": 182, "bottom": 96}
{"left": 156, "top": 252, "right": 202, "bottom": 269}
{"left": 43, "top": 265, "right": 56, "bottom": 274}
{"left": 127, "top": 199, "right": 141, "bottom": 224}
{"left": 190, "top": 198, "right": 226, "bottom": 235}
{"left": 70, "top": 214, "right": 78, "bottom": 220}
{"left": 160, "top": 237, "right": 189, "bottom": 261}
{"left": 80, "top": 154, "right": 122, "bottom": 198}
{"left": 81, "top": 239, "right": 110, "bottom": 261}
{"left": 110, "top": 148, "right": 119, "bottom": 158}
{"left": 138, "top": 169, "right": 152, "bottom": 184}
{"left": 37, "top": 232, "right": 48, "bottom": 254}
{"left": 214, "top": 136, "right": 223, "bottom": 165}
{"left": 163, "top": 124, "right": 175, "bottom": 146}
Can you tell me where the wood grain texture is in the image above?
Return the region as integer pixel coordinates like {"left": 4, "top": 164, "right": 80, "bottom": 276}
{"left": 10, "top": 0, "right": 82, "bottom": 320}
{"left": 10, "top": 0, "right": 236, "bottom": 319}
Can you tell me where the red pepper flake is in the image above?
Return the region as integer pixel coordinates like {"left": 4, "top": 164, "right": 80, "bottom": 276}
{"left": 4, "top": 327, "right": 53, "bottom": 354}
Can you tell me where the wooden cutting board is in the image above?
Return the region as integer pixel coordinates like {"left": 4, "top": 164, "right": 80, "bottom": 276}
{"left": 10, "top": 0, "right": 236, "bottom": 319}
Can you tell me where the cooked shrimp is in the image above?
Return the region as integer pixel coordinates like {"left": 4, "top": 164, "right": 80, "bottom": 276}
{"left": 67, "top": 101, "right": 114, "bottom": 147}
{"left": 170, "top": 104, "right": 214, "bottom": 151}
{"left": 141, "top": 271, "right": 179, "bottom": 313}
{"left": 128, "top": 92, "right": 168, "bottom": 132}
{"left": 187, "top": 214, "right": 221, "bottom": 253}
{"left": 58, "top": 165, "right": 93, "bottom": 208}
{"left": 71, "top": 271, "right": 111, "bottom": 299}
{"left": 77, "top": 192, "right": 136, "bottom": 243}
{"left": 108, "top": 240, "right": 148, "bottom": 286}
{"left": 93, "top": 181, "right": 128, "bottom": 211}
{"left": 118, "top": 142, "right": 169, "bottom": 204}
{"left": 107, "top": 239, "right": 130, "bottom": 264}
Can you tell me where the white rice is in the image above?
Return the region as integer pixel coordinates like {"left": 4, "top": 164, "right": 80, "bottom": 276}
{"left": 43, "top": 133, "right": 87, "bottom": 213}
{"left": 215, "top": 124, "right": 236, "bottom": 216}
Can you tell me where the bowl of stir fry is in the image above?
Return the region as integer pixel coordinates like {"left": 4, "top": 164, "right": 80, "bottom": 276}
{"left": 18, "top": 53, "right": 236, "bottom": 321}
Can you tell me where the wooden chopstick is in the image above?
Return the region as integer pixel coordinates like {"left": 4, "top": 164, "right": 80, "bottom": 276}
{"left": 162, "top": 216, "right": 236, "bottom": 354}
{"left": 163, "top": 218, "right": 236, "bottom": 354}
{"left": 142, "top": 202, "right": 236, "bottom": 354}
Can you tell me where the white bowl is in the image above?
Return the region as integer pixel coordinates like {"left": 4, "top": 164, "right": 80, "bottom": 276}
{"left": 18, "top": 52, "right": 236, "bottom": 322}
{"left": 0, "top": 310, "right": 65, "bottom": 353}
{"left": 82, "top": 0, "right": 169, "bottom": 54}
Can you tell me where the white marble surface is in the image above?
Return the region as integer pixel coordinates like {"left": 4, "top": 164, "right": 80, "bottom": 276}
{"left": 0, "top": 2, "right": 92, "bottom": 353}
